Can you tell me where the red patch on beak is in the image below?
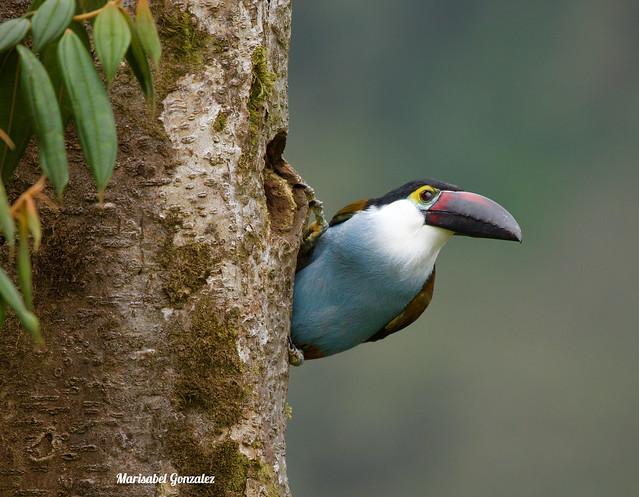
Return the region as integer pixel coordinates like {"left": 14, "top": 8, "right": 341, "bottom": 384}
{"left": 433, "top": 191, "right": 492, "bottom": 210}
{"left": 426, "top": 190, "right": 522, "bottom": 242}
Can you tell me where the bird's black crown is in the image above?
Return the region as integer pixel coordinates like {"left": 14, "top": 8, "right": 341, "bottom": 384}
{"left": 368, "top": 179, "right": 462, "bottom": 207}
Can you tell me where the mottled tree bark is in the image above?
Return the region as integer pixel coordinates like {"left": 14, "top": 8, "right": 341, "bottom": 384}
{"left": 0, "top": 1, "right": 303, "bottom": 496}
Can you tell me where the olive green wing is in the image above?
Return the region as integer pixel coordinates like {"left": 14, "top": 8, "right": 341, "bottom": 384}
{"left": 366, "top": 269, "right": 437, "bottom": 342}
{"left": 328, "top": 198, "right": 370, "bottom": 226}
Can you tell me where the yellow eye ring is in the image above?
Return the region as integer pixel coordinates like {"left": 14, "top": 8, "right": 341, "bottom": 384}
{"left": 410, "top": 185, "right": 438, "bottom": 204}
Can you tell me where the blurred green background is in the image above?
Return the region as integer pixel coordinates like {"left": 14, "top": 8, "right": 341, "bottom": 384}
{"left": 284, "top": 1, "right": 639, "bottom": 496}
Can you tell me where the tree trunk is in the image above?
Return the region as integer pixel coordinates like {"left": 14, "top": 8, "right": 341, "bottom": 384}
{"left": 0, "top": 1, "right": 303, "bottom": 496}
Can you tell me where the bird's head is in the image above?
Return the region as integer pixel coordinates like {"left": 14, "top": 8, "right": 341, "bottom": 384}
{"left": 369, "top": 179, "right": 522, "bottom": 242}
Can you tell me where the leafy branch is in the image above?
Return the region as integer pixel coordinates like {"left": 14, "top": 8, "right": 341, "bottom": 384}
{"left": 0, "top": 0, "right": 162, "bottom": 339}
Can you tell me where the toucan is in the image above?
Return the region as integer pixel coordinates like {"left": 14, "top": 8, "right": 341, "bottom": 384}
{"left": 289, "top": 179, "right": 521, "bottom": 363}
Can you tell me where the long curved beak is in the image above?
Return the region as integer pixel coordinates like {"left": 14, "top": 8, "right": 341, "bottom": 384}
{"left": 424, "top": 191, "right": 522, "bottom": 242}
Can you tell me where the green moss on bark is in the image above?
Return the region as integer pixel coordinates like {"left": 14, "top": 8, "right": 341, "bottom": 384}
{"left": 167, "top": 299, "right": 251, "bottom": 495}
{"left": 165, "top": 430, "right": 251, "bottom": 497}
{"left": 171, "top": 299, "right": 246, "bottom": 428}
{"left": 212, "top": 111, "right": 228, "bottom": 133}
{"left": 248, "top": 46, "right": 275, "bottom": 136}
{"left": 160, "top": 242, "right": 213, "bottom": 305}
{"left": 252, "top": 462, "right": 281, "bottom": 497}
{"left": 155, "top": 5, "right": 228, "bottom": 99}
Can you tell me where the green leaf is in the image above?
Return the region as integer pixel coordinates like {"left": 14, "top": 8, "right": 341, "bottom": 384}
{"left": 0, "top": 50, "right": 33, "bottom": 181}
{"left": 31, "top": 0, "right": 76, "bottom": 53}
{"left": 17, "top": 221, "right": 33, "bottom": 310}
{"left": 69, "top": 19, "right": 91, "bottom": 50}
{"left": 17, "top": 45, "right": 69, "bottom": 197}
{"left": 39, "top": 21, "right": 89, "bottom": 127}
{"left": 0, "top": 179, "right": 15, "bottom": 248}
{"left": 76, "top": 0, "right": 106, "bottom": 14}
{"left": 0, "top": 22, "right": 83, "bottom": 180}
{"left": 58, "top": 30, "right": 117, "bottom": 197}
{"left": 26, "top": 199, "right": 42, "bottom": 251}
{"left": 94, "top": 3, "right": 131, "bottom": 85}
{"left": 0, "top": 19, "right": 31, "bottom": 54}
{"left": 0, "top": 267, "right": 41, "bottom": 341}
{"left": 122, "top": 9, "right": 154, "bottom": 98}
{"left": 135, "top": 0, "right": 161, "bottom": 65}
{"left": 40, "top": 41, "right": 73, "bottom": 124}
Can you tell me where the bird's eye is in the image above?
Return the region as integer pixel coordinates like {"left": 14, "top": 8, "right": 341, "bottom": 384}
{"left": 420, "top": 189, "right": 435, "bottom": 202}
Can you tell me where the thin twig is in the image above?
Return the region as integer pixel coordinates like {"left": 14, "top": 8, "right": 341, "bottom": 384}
{"left": 0, "top": 129, "right": 15, "bottom": 150}
{"left": 10, "top": 176, "right": 46, "bottom": 217}
{"left": 72, "top": 0, "right": 120, "bottom": 21}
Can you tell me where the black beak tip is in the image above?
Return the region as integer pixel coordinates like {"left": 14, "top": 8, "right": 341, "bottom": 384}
{"left": 496, "top": 213, "right": 522, "bottom": 243}
{"left": 505, "top": 219, "right": 522, "bottom": 243}
{"left": 508, "top": 222, "right": 523, "bottom": 243}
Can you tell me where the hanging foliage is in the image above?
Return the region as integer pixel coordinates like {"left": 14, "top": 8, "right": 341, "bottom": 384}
{"left": 0, "top": 0, "right": 161, "bottom": 339}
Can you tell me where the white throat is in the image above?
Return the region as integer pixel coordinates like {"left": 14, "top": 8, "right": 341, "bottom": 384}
{"left": 364, "top": 199, "right": 453, "bottom": 286}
